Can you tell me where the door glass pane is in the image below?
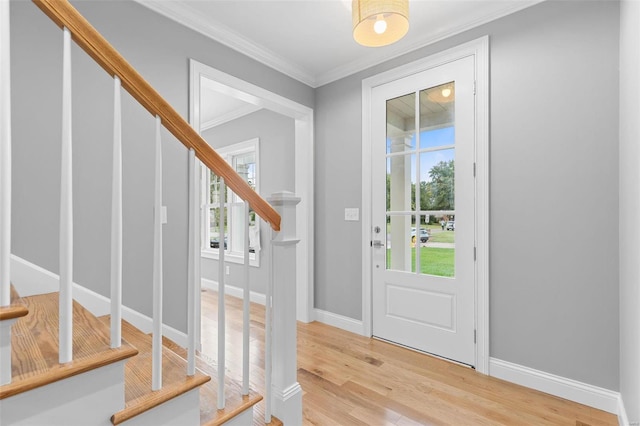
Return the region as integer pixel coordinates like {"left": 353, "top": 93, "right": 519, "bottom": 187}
{"left": 386, "top": 214, "right": 413, "bottom": 273}
{"left": 421, "top": 215, "right": 455, "bottom": 278}
{"left": 420, "top": 149, "right": 455, "bottom": 212}
{"left": 386, "top": 92, "right": 416, "bottom": 154}
{"left": 419, "top": 82, "right": 455, "bottom": 149}
{"left": 414, "top": 215, "right": 428, "bottom": 274}
{"left": 386, "top": 155, "right": 415, "bottom": 213}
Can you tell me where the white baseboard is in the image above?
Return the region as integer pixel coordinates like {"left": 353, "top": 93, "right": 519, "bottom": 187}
{"left": 313, "top": 308, "right": 365, "bottom": 336}
{"left": 490, "top": 358, "right": 621, "bottom": 417}
{"left": 10, "top": 254, "right": 188, "bottom": 347}
{"left": 10, "top": 255, "right": 60, "bottom": 296}
{"left": 618, "top": 395, "right": 630, "bottom": 426}
{"left": 201, "top": 278, "right": 266, "bottom": 305}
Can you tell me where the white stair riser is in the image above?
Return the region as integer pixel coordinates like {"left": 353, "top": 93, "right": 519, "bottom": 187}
{"left": 222, "top": 406, "right": 254, "bottom": 426}
{"left": 120, "top": 388, "right": 200, "bottom": 426}
{"left": 0, "top": 361, "right": 126, "bottom": 426}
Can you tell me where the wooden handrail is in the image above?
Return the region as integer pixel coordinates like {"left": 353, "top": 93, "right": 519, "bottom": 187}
{"left": 32, "top": 0, "right": 281, "bottom": 231}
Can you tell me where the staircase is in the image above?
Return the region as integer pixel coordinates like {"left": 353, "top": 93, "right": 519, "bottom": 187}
{"left": 0, "top": 0, "right": 301, "bottom": 424}
{"left": 0, "top": 285, "right": 269, "bottom": 425}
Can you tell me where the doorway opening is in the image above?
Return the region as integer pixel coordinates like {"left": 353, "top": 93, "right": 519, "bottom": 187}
{"left": 188, "top": 59, "right": 315, "bottom": 352}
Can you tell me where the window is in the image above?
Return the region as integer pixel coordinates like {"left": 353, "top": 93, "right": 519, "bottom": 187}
{"left": 201, "top": 138, "right": 260, "bottom": 266}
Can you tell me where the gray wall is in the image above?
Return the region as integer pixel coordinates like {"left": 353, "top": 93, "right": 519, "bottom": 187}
{"left": 10, "top": 0, "right": 312, "bottom": 332}
{"left": 315, "top": 0, "right": 620, "bottom": 391}
{"left": 200, "top": 109, "right": 295, "bottom": 294}
{"left": 10, "top": 0, "right": 625, "bottom": 395}
{"left": 619, "top": 0, "right": 640, "bottom": 422}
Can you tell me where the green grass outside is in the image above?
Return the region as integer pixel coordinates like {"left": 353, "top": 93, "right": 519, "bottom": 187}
{"left": 387, "top": 247, "right": 455, "bottom": 277}
{"left": 427, "top": 230, "right": 455, "bottom": 244}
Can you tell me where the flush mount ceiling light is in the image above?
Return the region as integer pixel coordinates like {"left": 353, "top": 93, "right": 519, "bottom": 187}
{"left": 352, "top": 0, "right": 409, "bottom": 47}
{"left": 426, "top": 83, "right": 455, "bottom": 103}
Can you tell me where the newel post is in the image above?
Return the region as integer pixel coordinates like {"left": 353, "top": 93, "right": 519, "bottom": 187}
{"left": 268, "top": 191, "right": 302, "bottom": 425}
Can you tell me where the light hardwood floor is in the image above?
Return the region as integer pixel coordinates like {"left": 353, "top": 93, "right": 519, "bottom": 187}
{"left": 200, "top": 289, "right": 617, "bottom": 426}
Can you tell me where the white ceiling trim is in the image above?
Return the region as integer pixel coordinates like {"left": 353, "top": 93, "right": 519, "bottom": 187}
{"left": 315, "top": 0, "right": 545, "bottom": 87}
{"left": 134, "top": 0, "right": 543, "bottom": 89}
{"left": 133, "top": 0, "right": 317, "bottom": 87}
{"left": 200, "top": 104, "right": 262, "bottom": 132}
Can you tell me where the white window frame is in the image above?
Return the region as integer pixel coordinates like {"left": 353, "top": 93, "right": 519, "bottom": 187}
{"left": 201, "top": 138, "right": 260, "bottom": 267}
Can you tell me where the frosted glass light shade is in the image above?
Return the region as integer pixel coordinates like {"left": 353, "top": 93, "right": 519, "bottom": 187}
{"left": 353, "top": 0, "right": 409, "bottom": 47}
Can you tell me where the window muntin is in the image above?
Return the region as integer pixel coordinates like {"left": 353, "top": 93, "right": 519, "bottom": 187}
{"left": 202, "top": 138, "right": 259, "bottom": 266}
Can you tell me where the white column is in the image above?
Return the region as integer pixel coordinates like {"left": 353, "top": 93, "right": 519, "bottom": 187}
{"left": 0, "top": 0, "right": 12, "bottom": 308}
{"left": 152, "top": 115, "right": 163, "bottom": 391}
{"left": 59, "top": 27, "right": 73, "bottom": 364}
{"left": 389, "top": 137, "right": 412, "bottom": 272}
{"left": 110, "top": 76, "right": 123, "bottom": 348}
{"left": 267, "top": 191, "right": 302, "bottom": 425}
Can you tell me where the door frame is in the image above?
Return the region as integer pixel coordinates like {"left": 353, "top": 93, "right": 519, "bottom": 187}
{"left": 189, "top": 59, "right": 315, "bottom": 329}
{"left": 361, "top": 37, "right": 490, "bottom": 374}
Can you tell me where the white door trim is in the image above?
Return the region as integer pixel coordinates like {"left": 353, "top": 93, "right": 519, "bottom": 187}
{"left": 361, "top": 36, "right": 490, "bottom": 374}
{"left": 189, "top": 59, "right": 315, "bottom": 326}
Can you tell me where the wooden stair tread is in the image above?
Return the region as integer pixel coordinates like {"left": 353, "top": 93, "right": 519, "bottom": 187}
{"left": 1, "top": 292, "right": 138, "bottom": 399}
{"left": 0, "top": 285, "right": 29, "bottom": 321}
{"left": 162, "top": 336, "right": 264, "bottom": 426}
{"left": 104, "top": 319, "right": 211, "bottom": 425}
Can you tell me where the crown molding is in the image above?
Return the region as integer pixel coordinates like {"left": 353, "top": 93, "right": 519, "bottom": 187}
{"left": 132, "top": 0, "right": 317, "bottom": 87}
{"left": 134, "top": 0, "right": 543, "bottom": 89}
{"left": 314, "top": 0, "right": 545, "bottom": 87}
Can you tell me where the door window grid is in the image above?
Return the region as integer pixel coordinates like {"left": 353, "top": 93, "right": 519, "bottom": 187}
{"left": 385, "top": 83, "right": 456, "bottom": 277}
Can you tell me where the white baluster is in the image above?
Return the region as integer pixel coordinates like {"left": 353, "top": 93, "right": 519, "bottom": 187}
{"left": 152, "top": 115, "right": 163, "bottom": 391}
{"left": 264, "top": 228, "right": 273, "bottom": 423}
{"left": 217, "top": 178, "right": 226, "bottom": 409}
{"left": 187, "top": 149, "right": 197, "bottom": 375}
{"left": 59, "top": 27, "right": 73, "bottom": 364}
{"left": 0, "top": 0, "right": 11, "bottom": 309}
{"left": 0, "top": 0, "right": 13, "bottom": 387}
{"left": 242, "top": 201, "right": 250, "bottom": 395}
{"left": 110, "top": 76, "right": 122, "bottom": 349}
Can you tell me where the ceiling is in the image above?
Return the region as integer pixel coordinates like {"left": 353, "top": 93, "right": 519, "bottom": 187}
{"left": 134, "top": 0, "right": 544, "bottom": 88}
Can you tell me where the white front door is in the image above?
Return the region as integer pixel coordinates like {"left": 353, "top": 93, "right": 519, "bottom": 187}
{"left": 371, "top": 56, "right": 476, "bottom": 366}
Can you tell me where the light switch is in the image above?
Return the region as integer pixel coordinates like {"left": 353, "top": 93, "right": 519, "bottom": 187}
{"left": 345, "top": 208, "right": 359, "bottom": 221}
{"left": 161, "top": 206, "right": 167, "bottom": 224}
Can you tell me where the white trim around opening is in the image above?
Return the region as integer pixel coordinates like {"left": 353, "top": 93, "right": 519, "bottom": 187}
{"left": 189, "top": 59, "right": 315, "bottom": 325}
{"left": 360, "top": 36, "right": 490, "bottom": 374}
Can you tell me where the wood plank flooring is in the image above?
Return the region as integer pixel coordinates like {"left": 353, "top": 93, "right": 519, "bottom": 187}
{"left": 2, "top": 292, "right": 137, "bottom": 399}
{"left": 161, "top": 335, "right": 264, "bottom": 426}
{"left": 201, "top": 289, "right": 617, "bottom": 426}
